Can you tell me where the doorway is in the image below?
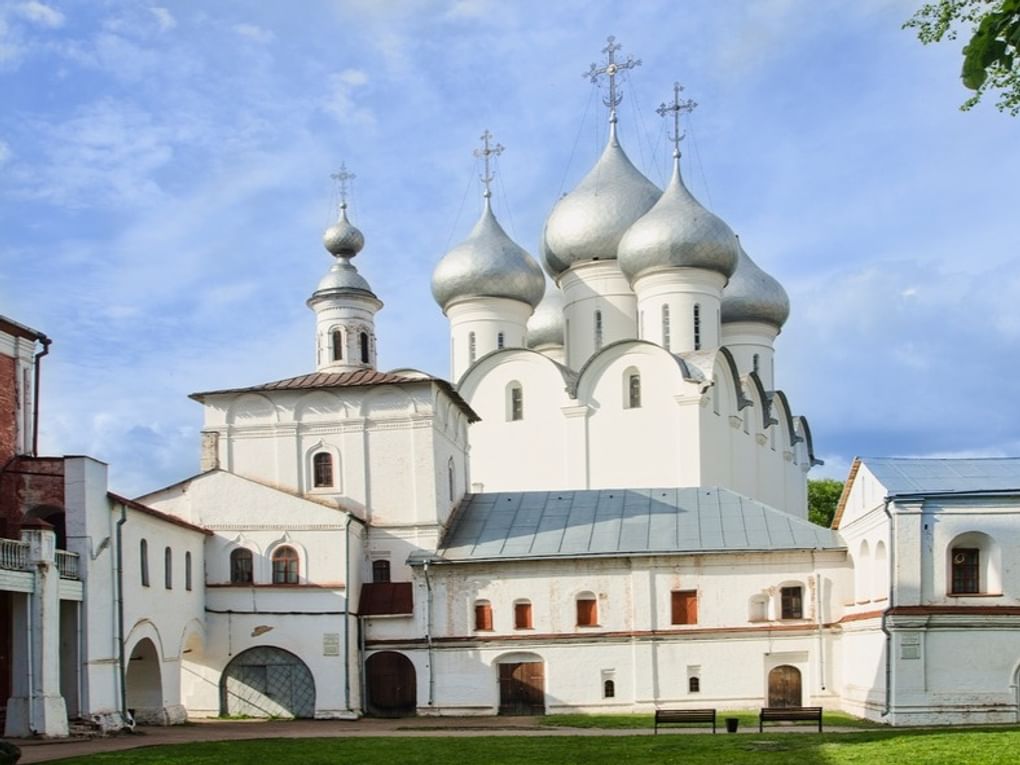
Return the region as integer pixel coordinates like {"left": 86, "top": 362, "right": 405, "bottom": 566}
{"left": 498, "top": 661, "right": 545, "bottom": 715}
{"left": 365, "top": 651, "right": 416, "bottom": 716}
{"left": 767, "top": 664, "right": 802, "bottom": 707}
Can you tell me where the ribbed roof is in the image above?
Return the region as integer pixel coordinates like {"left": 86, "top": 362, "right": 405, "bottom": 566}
{"left": 438, "top": 487, "right": 841, "bottom": 562}
{"left": 861, "top": 457, "right": 1020, "bottom": 497}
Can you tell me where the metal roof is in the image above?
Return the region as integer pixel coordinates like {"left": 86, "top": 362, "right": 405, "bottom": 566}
{"left": 860, "top": 457, "right": 1020, "bottom": 497}
{"left": 438, "top": 487, "right": 842, "bottom": 562}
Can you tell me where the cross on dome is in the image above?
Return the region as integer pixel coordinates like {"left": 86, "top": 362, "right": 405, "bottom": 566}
{"left": 330, "top": 162, "right": 356, "bottom": 210}
{"left": 656, "top": 81, "right": 697, "bottom": 159}
{"left": 583, "top": 35, "right": 641, "bottom": 125}
{"left": 473, "top": 129, "right": 504, "bottom": 200}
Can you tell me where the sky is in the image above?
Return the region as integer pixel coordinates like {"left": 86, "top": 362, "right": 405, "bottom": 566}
{"left": 1, "top": 0, "right": 1018, "bottom": 497}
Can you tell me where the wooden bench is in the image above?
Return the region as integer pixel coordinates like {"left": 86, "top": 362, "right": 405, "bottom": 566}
{"left": 654, "top": 708, "right": 717, "bottom": 734}
{"left": 758, "top": 706, "right": 823, "bottom": 732}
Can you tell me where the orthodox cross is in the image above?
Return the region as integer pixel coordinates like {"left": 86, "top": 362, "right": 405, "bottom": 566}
{"left": 473, "top": 129, "right": 504, "bottom": 199}
{"left": 330, "top": 163, "right": 356, "bottom": 209}
{"left": 656, "top": 81, "right": 697, "bottom": 158}
{"left": 584, "top": 35, "right": 641, "bottom": 123}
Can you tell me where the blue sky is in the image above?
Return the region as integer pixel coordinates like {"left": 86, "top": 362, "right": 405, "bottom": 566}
{"left": 2, "top": 0, "right": 1018, "bottom": 496}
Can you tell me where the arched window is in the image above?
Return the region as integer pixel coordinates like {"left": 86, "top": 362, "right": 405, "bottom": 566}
{"left": 639, "top": 310, "right": 645, "bottom": 339}
{"left": 312, "top": 452, "right": 334, "bottom": 488}
{"left": 497, "top": 331, "right": 505, "bottom": 350}
{"left": 514, "top": 600, "right": 533, "bottom": 629}
{"left": 594, "top": 310, "right": 603, "bottom": 350}
{"left": 508, "top": 383, "right": 523, "bottom": 421}
{"left": 164, "top": 546, "right": 173, "bottom": 589}
{"left": 332, "top": 329, "right": 343, "bottom": 361}
{"left": 474, "top": 600, "right": 493, "bottom": 631}
{"left": 230, "top": 548, "right": 253, "bottom": 584}
{"left": 185, "top": 551, "right": 192, "bottom": 591}
{"left": 627, "top": 372, "right": 641, "bottom": 409}
{"left": 661, "top": 305, "right": 671, "bottom": 350}
{"left": 874, "top": 541, "right": 888, "bottom": 600}
{"left": 603, "top": 679, "right": 615, "bottom": 698}
{"left": 272, "top": 546, "right": 300, "bottom": 584}
{"left": 447, "top": 457, "right": 456, "bottom": 501}
{"left": 693, "top": 304, "right": 701, "bottom": 350}
{"left": 140, "top": 539, "right": 149, "bottom": 587}
{"left": 688, "top": 676, "right": 700, "bottom": 693}
{"left": 372, "top": 559, "right": 391, "bottom": 583}
{"left": 360, "top": 332, "right": 369, "bottom": 364}
{"left": 576, "top": 594, "right": 598, "bottom": 626}
{"left": 947, "top": 532, "right": 1002, "bottom": 595}
{"left": 468, "top": 332, "right": 477, "bottom": 363}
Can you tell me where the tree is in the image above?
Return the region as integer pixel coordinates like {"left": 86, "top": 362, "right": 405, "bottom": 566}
{"left": 808, "top": 478, "right": 844, "bottom": 528}
{"left": 905, "top": 0, "right": 1020, "bottom": 114}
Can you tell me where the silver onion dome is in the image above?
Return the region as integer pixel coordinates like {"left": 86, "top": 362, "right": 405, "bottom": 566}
{"left": 323, "top": 204, "right": 365, "bottom": 257}
{"left": 542, "top": 125, "right": 661, "bottom": 276}
{"left": 315, "top": 257, "right": 374, "bottom": 295}
{"left": 721, "top": 242, "right": 790, "bottom": 329}
{"left": 431, "top": 199, "right": 546, "bottom": 311}
{"left": 618, "top": 159, "right": 739, "bottom": 283}
{"left": 526, "top": 288, "right": 565, "bottom": 349}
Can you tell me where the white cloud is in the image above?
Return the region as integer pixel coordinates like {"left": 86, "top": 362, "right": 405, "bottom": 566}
{"left": 445, "top": 0, "right": 494, "bottom": 20}
{"left": 234, "top": 23, "right": 274, "bottom": 44}
{"left": 15, "top": 1, "right": 64, "bottom": 28}
{"left": 150, "top": 7, "right": 177, "bottom": 31}
{"left": 321, "top": 68, "right": 375, "bottom": 126}
{"left": 0, "top": 139, "right": 10, "bottom": 165}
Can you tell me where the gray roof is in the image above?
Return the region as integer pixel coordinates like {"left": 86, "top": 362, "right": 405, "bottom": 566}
{"left": 438, "top": 487, "right": 842, "bottom": 563}
{"left": 861, "top": 457, "right": 1020, "bottom": 497}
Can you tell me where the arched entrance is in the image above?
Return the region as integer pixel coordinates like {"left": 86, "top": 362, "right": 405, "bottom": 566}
{"left": 768, "top": 665, "right": 802, "bottom": 708}
{"left": 366, "top": 651, "right": 416, "bottom": 716}
{"left": 220, "top": 646, "right": 315, "bottom": 719}
{"left": 125, "top": 638, "right": 164, "bottom": 723}
{"left": 496, "top": 653, "right": 545, "bottom": 716}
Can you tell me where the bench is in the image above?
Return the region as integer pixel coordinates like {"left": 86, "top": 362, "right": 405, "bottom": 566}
{"left": 654, "top": 708, "right": 717, "bottom": 734}
{"left": 758, "top": 706, "right": 823, "bottom": 732}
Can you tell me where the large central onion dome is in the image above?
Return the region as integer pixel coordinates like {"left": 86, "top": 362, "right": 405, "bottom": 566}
{"left": 618, "top": 158, "right": 739, "bottom": 283}
{"left": 526, "top": 288, "right": 565, "bottom": 349}
{"left": 431, "top": 198, "right": 546, "bottom": 311}
{"left": 542, "top": 125, "right": 661, "bottom": 277}
{"left": 721, "top": 242, "right": 790, "bottom": 329}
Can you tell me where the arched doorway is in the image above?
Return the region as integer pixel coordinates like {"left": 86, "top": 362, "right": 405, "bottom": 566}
{"left": 220, "top": 647, "right": 315, "bottom": 718}
{"left": 366, "top": 651, "right": 416, "bottom": 716}
{"left": 125, "top": 638, "right": 164, "bottom": 723}
{"left": 768, "top": 665, "right": 802, "bottom": 708}
{"left": 496, "top": 653, "right": 545, "bottom": 716}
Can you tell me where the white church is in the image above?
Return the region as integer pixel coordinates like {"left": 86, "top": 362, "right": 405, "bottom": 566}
{"left": 4, "top": 39, "right": 1020, "bottom": 735}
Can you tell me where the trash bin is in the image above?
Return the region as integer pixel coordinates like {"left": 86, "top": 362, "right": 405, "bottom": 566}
{"left": 725, "top": 717, "right": 739, "bottom": 733}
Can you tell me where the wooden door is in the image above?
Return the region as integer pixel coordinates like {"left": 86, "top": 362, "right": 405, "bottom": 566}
{"left": 366, "top": 651, "right": 416, "bottom": 716}
{"left": 768, "top": 665, "right": 802, "bottom": 708}
{"left": 498, "top": 662, "right": 545, "bottom": 715}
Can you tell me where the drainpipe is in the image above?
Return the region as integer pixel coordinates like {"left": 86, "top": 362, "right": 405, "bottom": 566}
{"left": 343, "top": 514, "right": 352, "bottom": 713}
{"left": 423, "top": 560, "right": 434, "bottom": 707}
{"left": 115, "top": 502, "right": 131, "bottom": 727}
{"left": 26, "top": 578, "right": 34, "bottom": 734}
{"left": 880, "top": 498, "right": 893, "bottom": 718}
{"left": 815, "top": 567, "right": 825, "bottom": 692}
{"left": 31, "top": 336, "right": 51, "bottom": 458}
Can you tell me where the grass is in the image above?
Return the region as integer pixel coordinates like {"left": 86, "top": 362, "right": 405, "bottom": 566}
{"left": 48, "top": 729, "right": 1020, "bottom": 765}
{"left": 541, "top": 710, "right": 885, "bottom": 730}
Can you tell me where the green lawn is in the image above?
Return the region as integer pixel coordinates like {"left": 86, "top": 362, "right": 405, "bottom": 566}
{"left": 541, "top": 710, "right": 884, "bottom": 730}
{"left": 49, "top": 729, "right": 1020, "bottom": 765}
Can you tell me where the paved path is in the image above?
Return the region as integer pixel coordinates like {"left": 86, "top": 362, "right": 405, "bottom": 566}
{"left": 11, "top": 717, "right": 860, "bottom": 763}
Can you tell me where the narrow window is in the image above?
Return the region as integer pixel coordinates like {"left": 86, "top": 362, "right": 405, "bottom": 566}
{"left": 671, "top": 590, "right": 698, "bottom": 625}
{"left": 693, "top": 304, "right": 701, "bottom": 350}
{"left": 372, "top": 559, "right": 391, "bottom": 583}
{"left": 332, "top": 329, "right": 343, "bottom": 361}
{"left": 951, "top": 548, "right": 980, "bottom": 594}
{"left": 603, "top": 679, "right": 615, "bottom": 698}
{"left": 312, "top": 452, "right": 334, "bottom": 488}
{"left": 688, "top": 676, "right": 700, "bottom": 693}
{"left": 639, "top": 310, "right": 644, "bottom": 339}
{"left": 185, "top": 551, "right": 192, "bottom": 591}
{"left": 140, "top": 539, "right": 149, "bottom": 587}
{"left": 628, "top": 373, "right": 641, "bottom": 409}
{"left": 594, "top": 310, "right": 603, "bottom": 350}
{"left": 272, "top": 546, "right": 300, "bottom": 584}
{"left": 753, "top": 353, "right": 760, "bottom": 375}
{"left": 469, "top": 332, "right": 477, "bottom": 363}
{"left": 514, "top": 601, "right": 533, "bottom": 629}
{"left": 447, "top": 457, "right": 456, "bottom": 501}
{"left": 576, "top": 596, "right": 598, "bottom": 626}
{"left": 475, "top": 601, "right": 493, "bottom": 631}
{"left": 497, "top": 331, "right": 505, "bottom": 350}
{"left": 509, "top": 384, "right": 523, "bottom": 421}
{"left": 230, "top": 548, "right": 253, "bottom": 584}
{"left": 359, "top": 332, "right": 369, "bottom": 364}
{"left": 781, "top": 586, "right": 803, "bottom": 619}
{"left": 661, "top": 305, "right": 670, "bottom": 351}
{"left": 164, "top": 546, "right": 173, "bottom": 590}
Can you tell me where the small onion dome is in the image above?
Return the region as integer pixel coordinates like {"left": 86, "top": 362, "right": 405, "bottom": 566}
{"left": 314, "top": 257, "right": 374, "bottom": 295}
{"left": 431, "top": 199, "right": 546, "bottom": 311}
{"left": 526, "top": 288, "right": 565, "bottom": 349}
{"left": 323, "top": 204, "right": 365, "bottom": 257}
{"left": 721, "top": 243, "right": 790, "bottom": 329}
{"left": 618, "top": 159, "right": 739, "bottom": 283}
{"left": 543, "top": 126, "right": 661, "bottom": 276}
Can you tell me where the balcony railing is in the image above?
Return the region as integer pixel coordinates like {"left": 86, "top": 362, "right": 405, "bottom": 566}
{"left": 0, "top": 538, "right": 29, "bottom": 571}
{"left": 56, "top": 550, "right": 80, "bottom": 580}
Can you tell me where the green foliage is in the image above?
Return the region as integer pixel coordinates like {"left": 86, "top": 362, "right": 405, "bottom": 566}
{"left": 808, "top": 478, "right": 844, "bottom": 528}
{"left": 905, "top": 0, "right": 1020, "bottom": 114}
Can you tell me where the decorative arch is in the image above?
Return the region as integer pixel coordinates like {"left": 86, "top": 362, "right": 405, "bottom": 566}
{"left": 456, "top": 347, "right": 575, "bottom": 398}
{"left": 124, "top": 618, "right": 168, "bottom": 678}
{"left": 746, "top": 371, "right": 775, "bottom": 430}
{"left": 856, "top": 540, "right": 872, "bottom": 603}
{"left": 226, "top": 393, "right": 278, "bottom": 425}
{"left": 794, "top": 416, "right": 824, "bottom": 467}
{"left": 359, "top": 384, "right": 417, "bottom": 418}
{"left": 221, "top": 646, "right": 316, "bottom": 719}
{"left": 946, "top": 530, "right": 1002, "bottom": 595}
{"left": 571, "top": 339, "right": 697, "bottom": 404}
{"left": 874, "top": 540, "right": 889, "bottom": 600}
{"left": 125, "top": 636, "right": 165, "bottom": 724}
{"left": 294, "top": 390, "right": 348, "bottom": 422}
{"left": 267, "top": 536, "right": 306, "bottom": 584}
{"left": 770, "top": 390, "right": 800, "bottom": 451}
{"left": 714, "top": 347, "right": 753, "bottom": 411}
{"left": 304, "top": 440, "right": 342, "bottom": 492}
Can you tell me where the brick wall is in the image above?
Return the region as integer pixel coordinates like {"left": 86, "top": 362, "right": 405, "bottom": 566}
{"left": 0, "top": 353, "right": 17, "bottom": 464}
{"left": 0, "top": 457, "right": 64, "bottom": 539}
